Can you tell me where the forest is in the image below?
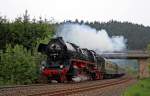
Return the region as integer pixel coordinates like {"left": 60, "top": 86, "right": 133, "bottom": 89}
{"left": 0, "top": 11, "right": 150, "bottom": 85}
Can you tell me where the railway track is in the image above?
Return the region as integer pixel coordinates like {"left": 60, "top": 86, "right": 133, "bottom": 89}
{"left": 29, "top": 77, "right": 132, "bottom": 96}
{"left": 0, "top": 76, "right": 133, "bottom": 96}
{"left": 0, "top": 84, "right": 49, "bottom": 90}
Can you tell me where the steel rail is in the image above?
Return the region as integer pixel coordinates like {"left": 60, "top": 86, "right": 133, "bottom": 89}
{"left": 29, "top": 77, "right": 131, "bottom": 96}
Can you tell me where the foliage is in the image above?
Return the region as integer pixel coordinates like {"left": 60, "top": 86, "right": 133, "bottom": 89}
{"left": 123, "top": 78, "right": 150, "bottom": 96}
{"left": 0, "top": 10, "right": 55, "bottom": 50}
{"left": 0, "top": 10, "right": 55, "bottom": 85}
{"left": 125, "top": 65, "right": 138, "bottom": 76}
{"left": 0, "top": 44, "right": 39, "bottom": 85}
{"left": 147, "top": 44, "right": 150, "bottom": 53}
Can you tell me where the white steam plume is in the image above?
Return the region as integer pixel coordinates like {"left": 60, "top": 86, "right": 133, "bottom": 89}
{"left": 55, "top": 23, "right": 126, "bottom": 52}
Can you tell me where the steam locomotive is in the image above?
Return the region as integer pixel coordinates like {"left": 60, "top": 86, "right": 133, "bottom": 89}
{"left": 38, "top": 37, "right": 124, "bottom": 83}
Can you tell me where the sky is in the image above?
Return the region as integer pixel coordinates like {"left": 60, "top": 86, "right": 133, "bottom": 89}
{"left": 0, "top": 0, "right": 150, "bottom": 26}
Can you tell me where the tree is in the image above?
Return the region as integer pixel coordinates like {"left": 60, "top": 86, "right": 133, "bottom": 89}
{"left": 0, "top": 10, "right": 55, "bottom": 50}
{"left": 0, "top": 45, "right": 38, "bottom": 85}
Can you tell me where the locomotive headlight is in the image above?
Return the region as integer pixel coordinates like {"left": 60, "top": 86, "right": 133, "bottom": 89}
{"left": 60, "top": 65, "right": 64, "bottom": 69}
{"left": 42, "top": 66, "right": 45, "bottom": 70}
{"left": 40, "top": 60, "right": 46, "bottom": 71}
{"left": 40, "top": 65, "right": 45, "bottom": 71}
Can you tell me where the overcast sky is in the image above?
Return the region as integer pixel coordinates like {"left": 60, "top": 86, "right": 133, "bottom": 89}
{"left": 0, "top": 0, "right": 150, "bottom": 26}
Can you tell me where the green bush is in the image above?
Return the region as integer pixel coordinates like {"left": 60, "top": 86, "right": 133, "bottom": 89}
{"left": 123, "top": 78, "right": 150, "bottom": 96}
{"left": 0, "top": 44, "right": 38, "bottom": 85}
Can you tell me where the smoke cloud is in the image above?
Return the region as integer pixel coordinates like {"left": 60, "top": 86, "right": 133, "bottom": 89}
{"left": 55, "top": 23, "right": 126, "bottom": 52}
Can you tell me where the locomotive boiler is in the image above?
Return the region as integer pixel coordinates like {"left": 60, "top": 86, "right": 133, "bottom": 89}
{"left": 38, "top": 37, "right": 124, "bottom": 83}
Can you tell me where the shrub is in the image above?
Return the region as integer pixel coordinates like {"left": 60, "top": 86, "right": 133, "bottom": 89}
{"left": 0, "top": 44, "right": 38, "bottom": 85}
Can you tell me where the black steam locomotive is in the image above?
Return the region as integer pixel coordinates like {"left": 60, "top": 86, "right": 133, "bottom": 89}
{"left": 38, "top": 37, "right": 124, "bottom": 83}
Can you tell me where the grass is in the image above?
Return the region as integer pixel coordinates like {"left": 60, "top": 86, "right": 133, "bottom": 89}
{"left": 123, "top": 78, "right": 150, "bottom": 96}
